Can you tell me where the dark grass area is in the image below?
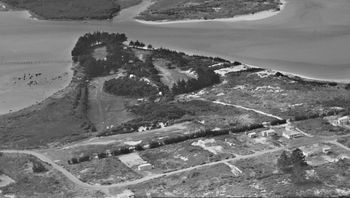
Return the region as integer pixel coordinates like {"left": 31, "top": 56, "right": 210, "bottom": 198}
{"left": 137, "top": 0, "right": 281, "bottom": 21}
{"left": 65, "top": 157, "right": 142, "bottom": 184}
{"left": 2, "top": 0, "right": 127, "bottom": 20}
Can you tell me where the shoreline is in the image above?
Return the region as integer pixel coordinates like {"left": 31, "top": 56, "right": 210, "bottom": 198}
{"left": 244, "top": 64, "right": 350, "bottom": 83}
{"left": 135, "top": 0, "right": 287, "bottom": 25}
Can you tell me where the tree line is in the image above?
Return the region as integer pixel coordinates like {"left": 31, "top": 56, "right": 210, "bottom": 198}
{"left": 172, "top": 67, "right": 221, "bottom": 95}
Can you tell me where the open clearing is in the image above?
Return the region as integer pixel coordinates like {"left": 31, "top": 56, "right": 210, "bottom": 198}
{"left": 153, "top": 58, "right": 193, "bottom": 88}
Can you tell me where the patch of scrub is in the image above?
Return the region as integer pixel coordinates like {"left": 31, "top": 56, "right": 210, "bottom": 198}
{"left": 174, "top": 154, "right": 188, "bottom": 161}
{"left": 214, "top": 64, "right": 248, "bottom": 76}
{"left": 255, "top": 70, "right": 276, "bottom": 78}
{"left": 192, "top": 139, "right": 223, "bottom": 154}
{"left": 118, "top": 153, "right": 148, "bottom": 168}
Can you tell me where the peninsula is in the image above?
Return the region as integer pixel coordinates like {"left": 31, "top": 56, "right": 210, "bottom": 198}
{"left": 0, "top": 32, "right": 350, "bottom": 197}
{"left": 136, "top": 0, "right": 283, "bottom": 22}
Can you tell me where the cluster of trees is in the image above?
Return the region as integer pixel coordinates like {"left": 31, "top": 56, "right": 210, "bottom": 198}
{"left": 68, "top": 144, "right": 147, "bottom": 165}
{"left": 71, "top": 32, "right": 136, "bottom": 78}
{"left": 345, "top": 84, "right": 350, "bottom": 90}
{"left": 104, "top": 77, "right": 159, "bottom": 98}
{"left": 100, "top": 52, "right": 170, "bottom": 98}
{"left": 277, "top": 149, "right": 312, "bottom": 184}
{"left": 129, "top": 40, "right": 153, "bottom": 49}
{"left": 172, "top": 67, "right": 220, "bottom": 95}
{"left": 72, "top": 32, "right": 127, "bottom": 61}
{"left": 293, "top": 108, "right": 345, "bottom": 122}
{"left": 124, "top": 57, "right": 162, "bottom": 83}
{"left": 32, "top": 160, "right": 48, "bottom": 173}
{"left": 153, "top": 48, "right": 188, "bottom": 68}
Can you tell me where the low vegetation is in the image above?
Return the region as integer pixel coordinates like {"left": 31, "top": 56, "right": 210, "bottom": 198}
{"left": 2, "top": 0, "right": 140, "bottom": 20}
{"left": 0, "top": 154, "right": 97, "bottom": 197}
{"left": 137, "top": 0, "right": 281, "bottom": 21}
{"left": 0, "top": 73, "right": 95, "bottom": 149}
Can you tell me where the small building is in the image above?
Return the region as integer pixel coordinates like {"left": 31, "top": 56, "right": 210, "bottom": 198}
{"left": 282, "top": 130, "right": 302, "bottom": 139}
{"left": 248, "top": 132, "right": 258, "bottom": 138}
{"left": 261, "top": 129, "right": 276, "bottom": 137}
{"left": 138, "top": 163, "right": 152, "bottom": 171}
{"left": 337, "top": 116, "right": 350, "bottom": 125}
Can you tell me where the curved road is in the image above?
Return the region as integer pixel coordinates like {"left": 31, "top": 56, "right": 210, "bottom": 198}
{"left": 1, "top": 134, "right": 349, "bottom": 191}
{"left": 0, "top": 147, "right": 283, "bottom": 190}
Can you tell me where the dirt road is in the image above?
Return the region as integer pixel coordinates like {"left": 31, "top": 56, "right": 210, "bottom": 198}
{"left": 1, "top": 135, "right": 349, "bottom": 190}
{"left": 213, "top": 100, "right": 284, "bottom": 120}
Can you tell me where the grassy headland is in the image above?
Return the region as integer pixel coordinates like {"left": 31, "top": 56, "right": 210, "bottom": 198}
{"left": 136, "top": 0, "right": 282, "bottom": 21}
{"left": 1, "top": 0, "right": 141, "bottom": 20}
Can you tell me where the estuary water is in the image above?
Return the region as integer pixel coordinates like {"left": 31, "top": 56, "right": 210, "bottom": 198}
{"left": 1, "top": 0, "right": 350, "bottom": 114}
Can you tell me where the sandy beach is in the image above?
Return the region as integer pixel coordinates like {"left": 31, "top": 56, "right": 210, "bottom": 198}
{"left": 135, "top": 0, "right": 287, "bottom": 25}
{"left": 244, "top": 64, "right": 350, "bottom": 83}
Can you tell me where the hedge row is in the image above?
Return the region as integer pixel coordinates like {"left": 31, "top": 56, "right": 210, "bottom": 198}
{"left": 68, "top": 122, "right": 266, "bottom": 165}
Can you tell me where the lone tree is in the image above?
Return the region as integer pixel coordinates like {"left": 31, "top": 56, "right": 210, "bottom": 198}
{"left": 32, "top": 161, "right": 48, "bottom": 173}
{"left": 277, "top": 150, "right": 292, "bottom": 172}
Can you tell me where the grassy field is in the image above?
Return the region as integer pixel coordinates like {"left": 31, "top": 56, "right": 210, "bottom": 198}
{"left": 87, "top": 74, "right": 137, "bottom": 131}
{"left": 2, "top": 0, "right": 141, "bottom": 20}
{"left": 64, "top": 157, "right": 142, "bottom": 185}
{"left": 137, "top": 0, "right": 281, "bottom": 21}
{"left": 0, "top": 153, "right": 98, "bottom": 198}
{"left": 153, "top": 58, "right": 194, "bottom": 88}
{"left": 129, "top": 163, "right": 257, "bottom": 197}
{"left": 139, "top": 139, "right": 233, "bottom": 172}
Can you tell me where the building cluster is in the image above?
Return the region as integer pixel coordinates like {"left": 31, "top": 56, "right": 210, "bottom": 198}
{"left": 247, "top": 121, "right": 302, "bottom": 139}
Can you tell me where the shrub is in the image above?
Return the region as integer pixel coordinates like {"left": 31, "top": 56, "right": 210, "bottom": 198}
{"left": 32, "top": 161, "right": 48, "bottom": 173}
